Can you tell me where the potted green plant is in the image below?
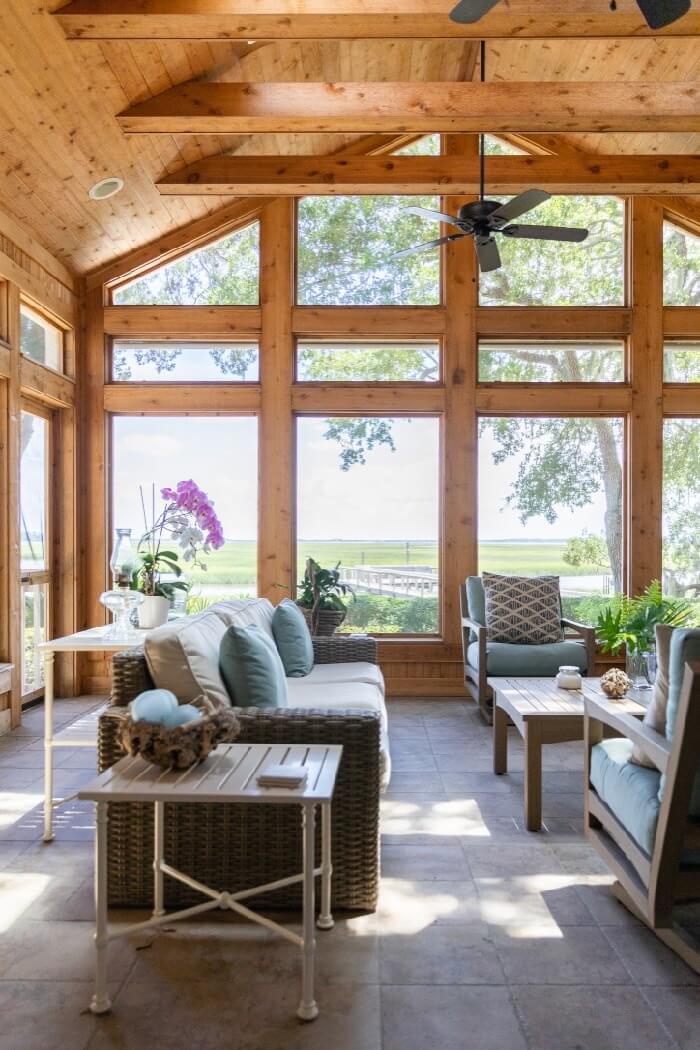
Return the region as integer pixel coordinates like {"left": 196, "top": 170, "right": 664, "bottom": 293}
{"left": 296, "top": 557, "right": 354, "bottom": 636}
{"left": 596, "top": 579, "right": 696, "bottom": 688}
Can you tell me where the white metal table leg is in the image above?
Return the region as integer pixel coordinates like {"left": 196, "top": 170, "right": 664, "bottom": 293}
{"left": 42, "top": 651, "right": 55, "bottom": 843}
{"left": 91, "top": 801, "right": 112, "bottom": 1015}
{"left": 297, "top": 802, "right": 319, "bottom": 1022}
{"left": 153, "top": 800, "right": 165, "bottom": 917}
{"left": 317, "top": 801, "right": 334, "bottom": 930}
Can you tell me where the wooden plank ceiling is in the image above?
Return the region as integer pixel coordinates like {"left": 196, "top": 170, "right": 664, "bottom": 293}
{"left": 0, "top": 2, "right": 695, "bottom": 275}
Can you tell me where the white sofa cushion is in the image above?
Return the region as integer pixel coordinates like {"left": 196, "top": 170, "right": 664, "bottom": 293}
{"left": 303, "top": 661, "right": 385, "bottom": 694}
{"left": 210, "top": 598, "right": 275, "bottom": 639}
{"left": 144, "top": 610, "right": 230, "bottom": 707}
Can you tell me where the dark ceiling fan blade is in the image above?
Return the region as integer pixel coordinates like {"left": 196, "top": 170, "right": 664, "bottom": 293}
{"left": 392, "top": 234, "right": 466, "bottom": 260}
{"left": 489, "top": 189, "right": 551, "bottom": 225}
{"left": 402, "top": 205, "right": 464, "bottom": 227}
{"left": 635, "top": 0, "right": 690, "bottom": 29}
{"left": 449, "top": 0, "right": 501, "bottom": 23}
{"left": 502, "top": 224, "right": 589, "bottom": 242}
{"left": 474, "top": 236, "right": 501, "bottom": 273}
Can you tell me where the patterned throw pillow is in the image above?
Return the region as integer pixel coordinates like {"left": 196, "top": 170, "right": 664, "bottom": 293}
{"left": 482, "top": 573, "right": 563, "bottom": 645}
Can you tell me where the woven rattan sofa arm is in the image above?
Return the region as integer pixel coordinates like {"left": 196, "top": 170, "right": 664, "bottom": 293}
{"left": 312, "top": 635, "right": 378, "bottom": 665}
{"left": 110, "top": 650, "right": 153, "bottom": 707}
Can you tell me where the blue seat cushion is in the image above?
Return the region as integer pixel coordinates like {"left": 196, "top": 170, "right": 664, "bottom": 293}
{"left": 467, "top": 639, "right": 588, "bottom": 677}
{"left": 590, "top": 737, "right": 661, "bottom": 857}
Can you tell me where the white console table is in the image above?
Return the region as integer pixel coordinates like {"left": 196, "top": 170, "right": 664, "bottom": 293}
{"left": 38, "top": 626, "right": 148, "bottom": 842}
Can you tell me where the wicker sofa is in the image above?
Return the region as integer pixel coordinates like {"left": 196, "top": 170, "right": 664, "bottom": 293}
{"left": 98, "top": 616, "right": 384, "bottom": 913}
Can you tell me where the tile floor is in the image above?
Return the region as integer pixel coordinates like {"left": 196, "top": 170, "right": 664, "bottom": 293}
{"left": 1, "top": 696, "right": 700, "bottom": 1049}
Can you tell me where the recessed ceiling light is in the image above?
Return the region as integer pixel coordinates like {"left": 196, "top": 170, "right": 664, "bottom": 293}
{"left": 88, "top": 177, "right": 124, "bottom": 201}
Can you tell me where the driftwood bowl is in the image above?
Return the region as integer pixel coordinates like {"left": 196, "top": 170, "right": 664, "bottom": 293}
{"left": 120, "top": 695, "right": 240, "bottom": 770}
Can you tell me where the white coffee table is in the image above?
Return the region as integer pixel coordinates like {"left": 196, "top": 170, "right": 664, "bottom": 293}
{"left": 39, "top": 626, "right": 148, "bottom": 842}
{"left": 79, "top": 742, "right": 343, "bottom": 1022}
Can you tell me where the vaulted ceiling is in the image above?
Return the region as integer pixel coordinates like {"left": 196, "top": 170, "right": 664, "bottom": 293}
{"left": 0, "top": 1, "right": 698, "bottom": 275}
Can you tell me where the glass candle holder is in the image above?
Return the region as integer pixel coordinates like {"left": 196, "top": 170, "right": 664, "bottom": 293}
{"left": 100, "top": 589, "right": 144, "bottom": 641}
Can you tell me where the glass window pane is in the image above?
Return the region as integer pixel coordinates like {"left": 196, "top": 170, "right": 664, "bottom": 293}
{"left": 112, "top": 417, "right": 258, "bottom": 604}
{"left": 392, "top": 135, "right": 440, "bottom": 155}
{"left": 296, "top": 196, "right": 440, "bottom": 306}
{"left": 113, "top": 222, "right": 260, "bottom": 306}
{"left": 296, "top": 340, "right": 439, "bottom": 382}
{"left": 483, "top": 135, "right": 525, "bottom": 156}
{"left": 22, "top": 582, "right": 48, "bottom": 695}
{"left": 112, "top": 340, "right": 259, "bottom": 382}
{"left": 20, "top": 304, "right": 63, "bottom": 371}
{"left": 478, "top": 416, "right": 624, "bottom": 623}
{"left": 663, "top": 419, "right": 700, "bottom": 600}
{"left": 664, "top": 221, "right": 700, "bottom": 306}
{"left": 664, "top": 341, "right": 700, "bottom": 382}
{"left": 480, "top": 196, "right": 625, "bottom": 307}
{"left": 296, "top": 417, "right": 440, "bottom": 634}
{"left": 20, "top": 411, "right": 47, "bottom": 572}
{"left": 479, "top": 341, "right": 625, "bottom": 382}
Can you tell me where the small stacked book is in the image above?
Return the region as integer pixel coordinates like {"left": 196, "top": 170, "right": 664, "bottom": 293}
{"left": 257, "top": 763, "right": 308, "bottom": 789}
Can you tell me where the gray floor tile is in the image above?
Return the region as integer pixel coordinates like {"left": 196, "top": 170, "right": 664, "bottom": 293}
{"left": 381, "top": 985, "right": 527, "bottom": 1050}
{"left": 603, "top": 924, "right": 700, "bottom": 986}
{"left": 381, "top": 843, "right": 471, "bottom": 881}
{"left": 379, "top": 922, "right": 505, "bottom": 985}
{"left": 492, "top": 924, "right": 632, "bottom": 985}
{"left": 648, "top": 986, "right": 700, "bottom": 1049}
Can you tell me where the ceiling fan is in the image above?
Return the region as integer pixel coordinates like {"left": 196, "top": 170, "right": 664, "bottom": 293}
{"left": 392, "top": 44, "right": 589, "bottom": 274}
{"left": 449, "top": 0, "right": 691, "bottom": 31}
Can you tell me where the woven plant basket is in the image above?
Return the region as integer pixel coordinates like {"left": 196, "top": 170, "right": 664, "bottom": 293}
{"left": 297, "top": 604, "right": 346, "bottom": 637}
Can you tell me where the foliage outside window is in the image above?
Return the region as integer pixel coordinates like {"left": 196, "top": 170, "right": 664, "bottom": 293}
{"left": 479, "top": 341, "right": 625, "bottom": 383}
{"left": 663, "top": 221, "right": 700, "bottom": 305}
{"left": 112, "top": 416, "right": 258, "bottom": 606}
{"left": 663, "top": 341, "right": 700, "bottom": 383}
{"left": 479, "top": 196, "right": 625, "bottom": 307}
{"left": 392, "top": 135, "right": 440, "bottom": 155}
{"left": 20, "top": 303, "right": 63, "bottom": 372}
{"left": 478, "top": 416, "right": 624, "bottom": 623}
{"left": 112, "top": 340, "right": 259, "bottom": 382}
{"left": 296, "top": 340, "right": 439, "bottom": 382}
{"left": 296, "top": 416, "right": 440, "bottom": 634}
{"left": 296, "top": 196, "right": 440, "bottom": 306}
{"left": 663, "top": 419, "right": 700, "bottom": 605}
{"left": 112, "top": 222, "right": 260, "bottom": 306}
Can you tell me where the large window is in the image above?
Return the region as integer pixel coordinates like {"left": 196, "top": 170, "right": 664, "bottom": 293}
{"left": 478, "top": 416, "right": 624, "bottom": 622}
{"left": 479, "top": 341, "right": 625, "bottom": 383}
{"left": 663, "top": 419, "right": 700, "bottom": 602}
{"left": 664, "top": 341, "right": 700, "bottom": 383}
{"left": 480, "top": 196, "right": 625, "bottom": 307}
{"left": 20, "top": 303, "right": 63, "bottom": 372}
{"left": 296, "top": 196, "right": 440, "bottom": 306}
{"left": 296, "top": 416, "right": 440, "bottom": 634}
{"left": 112, "top": 340, "right": 259, "bottom": 382}
{"left": 664, "top": 221, "right": 700, "bottom": 306}
{"left": 296, "top": 340, "right": 439, "bottom": 383}
{"left": 113, "top": 222, "right": 260, "bottom": 306}
{"left": 112, "top": 416, "right": 258, "bottom": 605}
{"left": 20, "top": 408, "right": 50, "bottom": 697}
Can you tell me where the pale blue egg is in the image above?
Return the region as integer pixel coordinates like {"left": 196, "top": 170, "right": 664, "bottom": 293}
{"left": 131, "top": 689, "right": 178, "bottom": 724}
{"left": 160, "top": 704, "right": 203, "bottom": 729}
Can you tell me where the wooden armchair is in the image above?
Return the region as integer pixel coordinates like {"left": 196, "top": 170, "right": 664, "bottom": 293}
{"left": 584, "top": 631, "right": 700, "bottom": 972}
{"left": 460, "top": 577, "right": 596, "bottom": 723}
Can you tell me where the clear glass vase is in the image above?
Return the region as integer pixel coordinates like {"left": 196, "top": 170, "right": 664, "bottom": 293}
{"left": 626, "top": 646, "right": 655, "bottom": 690}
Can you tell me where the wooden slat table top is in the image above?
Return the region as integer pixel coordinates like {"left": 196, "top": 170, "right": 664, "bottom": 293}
{"left": 78, "top": 743, "right": 343, "bottom": 806}
{"left": 488, "top": 676, "right": 647, "bottom": 721}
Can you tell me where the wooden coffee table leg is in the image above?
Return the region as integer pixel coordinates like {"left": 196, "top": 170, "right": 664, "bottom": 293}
{"left": 523, "top": 720, "right": 543, "bottom": 832}
{"left": 493, "top": 702, "right": 508, "bottom": 775}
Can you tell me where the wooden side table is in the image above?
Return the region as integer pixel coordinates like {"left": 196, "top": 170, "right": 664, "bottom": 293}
{"left": 490, "top": 676, "right": 646, "bottom": 831}
{"left": 78, "top": 742, "right": 343, "bottom": 1022}
{"left": 39, "top": 626, "right": 148, "bottom": 842}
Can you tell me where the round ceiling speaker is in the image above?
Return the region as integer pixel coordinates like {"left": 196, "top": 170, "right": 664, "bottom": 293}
{"left": 88, "top": 177, "right": 124, "bottom": 201}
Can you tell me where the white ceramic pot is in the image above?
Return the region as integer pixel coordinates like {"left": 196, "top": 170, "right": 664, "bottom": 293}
{"left": 137, "top": 595, "right": 170, "bottom": 630}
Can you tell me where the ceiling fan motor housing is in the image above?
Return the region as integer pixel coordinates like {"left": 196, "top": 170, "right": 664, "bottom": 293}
{"left": 458, "top": 199, "right": 505, "bottom": 233}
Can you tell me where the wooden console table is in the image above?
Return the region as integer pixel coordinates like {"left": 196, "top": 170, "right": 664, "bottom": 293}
{"left": 490, "top": 676, "right": 647, "bottom": 832}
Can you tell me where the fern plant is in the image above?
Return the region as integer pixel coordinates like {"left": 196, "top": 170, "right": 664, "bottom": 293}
{"left": 596, "top": 580, "right": 696, "bottom": 655}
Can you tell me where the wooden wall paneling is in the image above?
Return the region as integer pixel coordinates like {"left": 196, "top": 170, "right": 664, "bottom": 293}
{"left": 628, "top": 197, "right": 664, "bottom": 596}
{"left": 5, "top": 284, "right": 22, "bottom": 725}
{"left": 104, "top": 305, "right": 262, "bottom": 337}
{"left": 475, "top": 307, "right": 631, "bottom": 339}
{"left": 292, "top": 306, "right": 445, "bottom": 337}
{"left": 79, "top": 286, "right": 110, "bottom": 692}
{"left": 291, "top": 384, "right": 444, "bottom": 415}
{"left": 476, "top": 385, "right": 634, "bottom": 416}
{"left": 20, "top": 359, "right": 76, "bottom": 408}
{"left": 442, "top": 133, "right": 478, "bottom": 670}
{"left": 663, "top": 308, "right": 700, "bottom": 338}
{"left": 663, "top": 387, "right": 700, "bottom": 417}
{"left": 257, "top": 197, "right": 294, "bottom": 601}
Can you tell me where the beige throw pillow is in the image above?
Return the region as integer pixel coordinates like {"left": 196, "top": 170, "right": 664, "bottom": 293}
{"left": 630, "top": 623, "right": 672, "bottom": 768}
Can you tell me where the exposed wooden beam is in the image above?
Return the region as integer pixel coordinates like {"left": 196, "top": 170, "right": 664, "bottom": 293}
{"left": 292, "top": 306, "right": 445, "bottom": 336}
{"left": 475, "top": 385, "right": 634, "bottom": 415}
{"left": 157, "top": 153, "right": 700, "bottom": 197}
{"left": 103, "top": 383, "right": 261, "bottom": 413}
{"left": 55, "top": 0, "right": 700, "bottom": 40}
{"left": 103, "top": 305, "right": 262, "bottom": 337}
{"left": 291, "top": 384, "right": 444, "bottom": 414}
{"left": 475, "top": 307, "right": 631, "bottom": 339}
{"left": 663, "top": 307, "right": 700, "bottom": 338}
{"left": 118, "top": 82, "right": 700, "bottom": 135}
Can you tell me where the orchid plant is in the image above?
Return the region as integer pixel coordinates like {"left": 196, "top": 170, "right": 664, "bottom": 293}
{"left": 133, "top": 480, "right": 225, "bottom": 599}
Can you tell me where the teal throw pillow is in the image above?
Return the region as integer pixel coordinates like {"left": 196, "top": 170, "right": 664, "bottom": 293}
{"left": 272, "top": 600, "right": 314, "bottom": 678}
{"left": 219, "top": 625, "right": 288, "bottom": 709}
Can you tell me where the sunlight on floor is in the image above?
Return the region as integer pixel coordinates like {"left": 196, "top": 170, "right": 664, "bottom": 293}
{"left": 380, "top": 798, "right": 492, "bottom": 838}
{"left": 478, "top": 873, "right": 614, "bottom": 939}
{"left": 0, "top": 872, "right": 51, "bottom": 932}
{"left": 0, "top": 790, "right": 43, "bottom": 828}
